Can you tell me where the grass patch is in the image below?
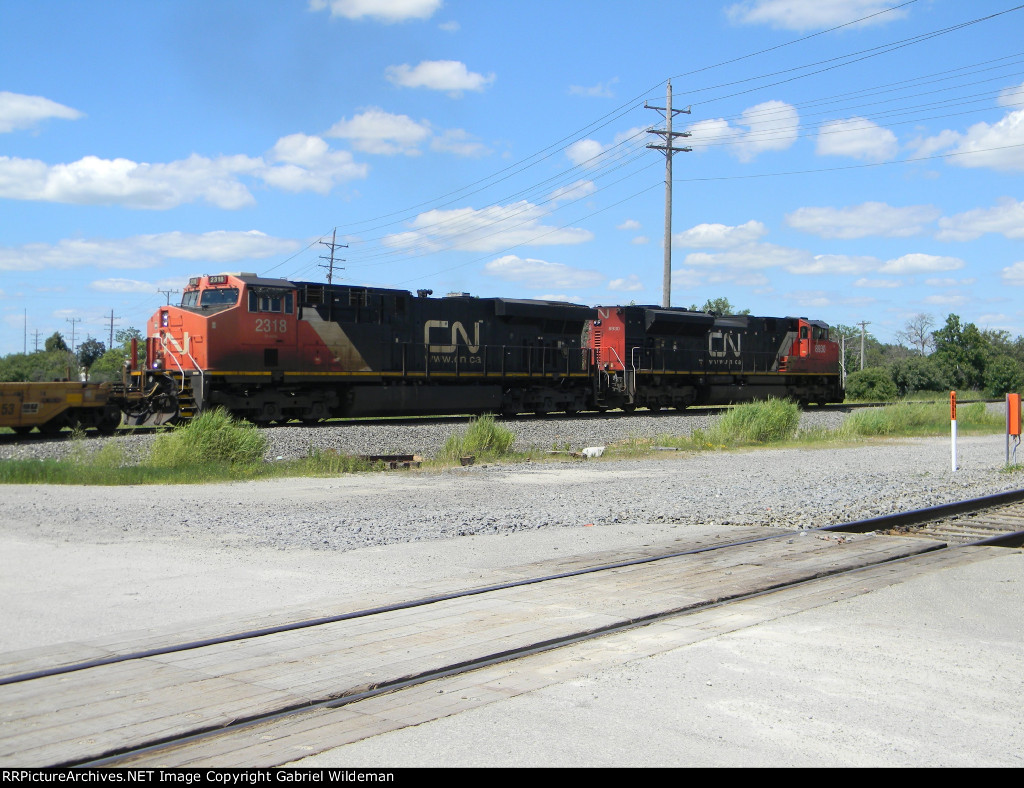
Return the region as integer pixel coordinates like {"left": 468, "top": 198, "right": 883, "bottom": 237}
{"left": 837, "top": 401, "right": 1000, "bottom": 439}
{"left": 436, "top": 414, "right": 517, "bottom": 463}
{"left": 147, "top": 408, "right": 267, "bottom": 469}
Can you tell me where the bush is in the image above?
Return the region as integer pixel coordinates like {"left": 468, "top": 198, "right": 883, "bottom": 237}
{"left": 844, "top": 367, "right": 898, "bottom": 401}
{"left": 985, "top": 355, "right": 1024, "bottom": 398}
{"left": 147, "top": 409, "right": 267, "bottom": 468}
{"left": 708, "top": 398, "right": 800, "bottom": 445}
{"left": 888, "top": 356, "right": 947, "bottom": 397}
{"left": 438, "top": 414, "right": 516, "bottom": 462}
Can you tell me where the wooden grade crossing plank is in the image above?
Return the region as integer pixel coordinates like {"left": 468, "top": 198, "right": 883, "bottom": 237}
{"left": 111, "top": 545, "right": 1010, "bottom": 769}
{"left": 0, "top": 532, "right": 942, "bottom": 767}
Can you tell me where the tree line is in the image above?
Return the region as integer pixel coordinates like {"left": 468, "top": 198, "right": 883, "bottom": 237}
{"left": 837, "top": 313, "right": 1024, "bottom": 400}
{"left": 0, "top": 329, "right": 144, "bottom": 383}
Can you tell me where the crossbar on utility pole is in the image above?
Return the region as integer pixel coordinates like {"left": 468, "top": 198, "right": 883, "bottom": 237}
{"left": 319, "top": 228, "right": 347, "bottom": 285}
{"left": 646, "top": 79, "right": 692, "bottom": 308}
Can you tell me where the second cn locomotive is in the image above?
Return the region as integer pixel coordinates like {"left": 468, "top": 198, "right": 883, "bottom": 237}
{"left": 130, "top": 272, "right": 842, "bottom": 424}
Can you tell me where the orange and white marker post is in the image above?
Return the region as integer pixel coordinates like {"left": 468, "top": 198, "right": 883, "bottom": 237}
{"left": 950, "top": 391, "right": 957, "bottom": 473}
{"left": 1007, "top": 393, "right": 1021, "bottom": 466}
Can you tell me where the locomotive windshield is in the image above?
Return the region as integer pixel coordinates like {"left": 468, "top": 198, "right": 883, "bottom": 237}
{"left": 200, "top": 288, "right": 239, "bottom": 307}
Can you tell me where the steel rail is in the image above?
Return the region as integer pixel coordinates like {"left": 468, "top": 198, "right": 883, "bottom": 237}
{"left": 73, "top": 523, "right": 1023, "bottom": 769}
{"left": 5, "top": 486, "right": 1023, "bottom": 689}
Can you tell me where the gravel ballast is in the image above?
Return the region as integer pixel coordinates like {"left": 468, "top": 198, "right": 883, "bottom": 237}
{"left": 0, "top": 429, "right": 1018, "bottom": 554}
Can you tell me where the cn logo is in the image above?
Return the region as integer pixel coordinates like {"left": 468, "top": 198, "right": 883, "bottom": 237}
{"left": 424, "top": 320, "right": 482, "bottom": 353}
{"left": 708, "top": 331, "right": 741, "bottom": 358}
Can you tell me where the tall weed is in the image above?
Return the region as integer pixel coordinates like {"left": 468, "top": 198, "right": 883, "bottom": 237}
{"left": 147, "top": 409, "right": 267, "bottom": 468}
{"left": 438, "top": 414, "right": 516, "bottom": 462}
{"left": 707, "top": 398, "right": 800, "bottom": 445}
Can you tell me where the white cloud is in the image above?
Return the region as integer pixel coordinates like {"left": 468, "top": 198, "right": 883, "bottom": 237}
{"left": 608, "top": 274, "right": 644, "bottom": 292}
{"left": 438, "top": 20, "right": 460, "bottom": 32}
{"left": 325, "top": 107, "right": 431, "bottom": 156}
{"left": 569, "top": 78, "right": 619, "bottom": 98}
{"left": 547, "top": 179, "right": 596, "bottom": 203}
{"left": 916, "top": 108, "right": 1024, "bottom": 172}
{"left": 684, "top": 242, "right": 808, "bottom": 270}
{"left": 998, "top": 80, "right": 1024, "bottom": 108}
{"left": 1001, "top": 262, "right": 1024, "bottom": 286}
{"left": 617, "top": 219, "right": 641, "bottom": 231}
{"left": 430, "top": 129, "right": 490, "bottom": 157}
{"left": 0, "top": 133, "right": 367, "bottom": 209}
{"left": 262, "top": 133, "right": 367, "bottom": 193}
{"left": 925, "top": 277, "right": 975, "bottom": 287}
{"left": 936, "top": 198, "right": 1024, "bottom": 241}
{"left": 385, "top": 60, "right": 495, "bottom": 95}
{"left": 854, "top": 278, "right": 901, "bottom": 288}
{"left": 0, "top": 91, "right": 83, "bottom": 133}
{"left": 309, "top": 0, "right": 442, "bottom": 23}
{"left": 566, "top": 139, "right": 606, "bottom": 167}
{"left": 688, "top": 101, "right": 799, "bottom": 161}
{"left": 787, "top": 289, "right": 833, "bottom": 309}
{"left": 878, "top": 253, "right": 964, "bottom": 275}
{"left": 786, "top": 202, "right": 938, "bottom": 239}
{"left": 0, "top": 231, "right": 299, "bottom": 272}
{"left": 382, "top": 202, "right": 593, "bottom": 253}
{"left": 794, "top": 254, "right": 878, "bottom": 275}
{"left": 483, "top": 255, "right": 604, "bottom": 290}
{"left": 89, "top": 279, "right": 158, "bottom": 294}
{"left": 631, "top": 236, "right": 650, "bottom": 246}
{"left": 923, "top": 294, "right": 969, "bottom": 306}
{"left": 674, "top": 220, "right": 767, "bottom": 249}
{"left": 816, "top": 118, "right": 898, "bottom": 162}
{"left": 725, "top": 1, "right": 908, "bottom": 31}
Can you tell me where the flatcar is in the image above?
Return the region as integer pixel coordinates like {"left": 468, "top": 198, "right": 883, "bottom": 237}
{"left": 124, "top": 272, "right": 843, "bottom": 425}
{"left": 0, "top": 381, "right": 123, "bottom": 435}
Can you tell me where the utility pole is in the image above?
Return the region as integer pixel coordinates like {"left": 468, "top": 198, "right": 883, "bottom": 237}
{"left": 157, "top": 288, "right": 179, "bottom": 305}
{"left": 23, "top": 309, "right": 27, "bottom": 355}
{"left": 858, "top": 321, "right": 871, "bottom": 371}
{"left": 66, "top": 317, "right": 82, "bottom": 352}
{"left": 646, "top": 79, "right": 692, "bottom": 308}
{"left": 32, "top": 330, "right": 42, "bottom": 353}
{"left": 319, "top": 228, "right": 347, "bottom": 285}
{"left": 106, "top": 310, "right": 121, "bottom": 349}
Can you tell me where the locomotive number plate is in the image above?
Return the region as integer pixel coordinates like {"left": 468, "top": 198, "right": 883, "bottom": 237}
{"left": 255, "top": 319, "right": 288, "bottom": 334}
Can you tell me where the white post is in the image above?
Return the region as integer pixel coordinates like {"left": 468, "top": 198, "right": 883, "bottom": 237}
{"left": 950, "top": 391, "right": 957, "bottom": 473}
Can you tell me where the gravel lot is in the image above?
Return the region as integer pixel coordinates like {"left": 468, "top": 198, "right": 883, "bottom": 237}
{"left": 0, "top": 421, "right": 1018, "bottom": 554}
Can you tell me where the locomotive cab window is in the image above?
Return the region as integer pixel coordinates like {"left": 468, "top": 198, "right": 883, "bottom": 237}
{"left": 813, "top": 326, "right": 828, "bottom": 341}
{"left": 200, "top": 288, "right": 239, "bottom": 307}
{"left": 181, "top": 291, "right": 199, "bottom": 308}
{"left": 248, "top": 290, "right": 294, "bottom": 314}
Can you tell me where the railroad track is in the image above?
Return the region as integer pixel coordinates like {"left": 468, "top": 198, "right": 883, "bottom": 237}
{"left": 2, "top": 399, "right": 993, "bottom": 445}
{"left": 1, "top": 490, "right": 1021, "bottom": 768}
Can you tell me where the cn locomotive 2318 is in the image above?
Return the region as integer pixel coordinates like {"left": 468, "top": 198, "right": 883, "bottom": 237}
{"left": 127, "top": 272, "right": 843, "bottom": 425}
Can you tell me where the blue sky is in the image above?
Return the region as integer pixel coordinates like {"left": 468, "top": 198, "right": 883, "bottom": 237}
{"left": 2, "top": 0, "right": 1024, "bottom": 355}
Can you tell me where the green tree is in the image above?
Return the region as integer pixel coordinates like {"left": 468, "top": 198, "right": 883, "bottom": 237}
{"left": 984, "top": 355, "right": 1024, "bottom": 398}
{"left": 888, "top": 355, "right": 947, "bottom": 397}
{"left": 689, "top": 297, "right": 750, "bottom": 315}
{"left": 932, "top": 314, "right": 991, "bottom": 391}
{"left": 89, "top": 327, "right": 145, "bottom": 382}
{"left": 76, "top": 337, "right": 106, "bottom": 380}
{"left": 44, "top": 332, "right": 68, "bottom": 353}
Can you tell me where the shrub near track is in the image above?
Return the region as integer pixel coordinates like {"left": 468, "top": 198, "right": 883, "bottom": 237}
{"left": 147, "top": 408, "right": 267, "bottom": 468}
{"left": 437, "top": 414, "right": 517, "bottom": 463}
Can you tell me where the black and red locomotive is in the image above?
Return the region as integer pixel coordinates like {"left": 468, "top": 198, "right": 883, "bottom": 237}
{"left": 126, "top": 272, "right": 843, "bottom": 425}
